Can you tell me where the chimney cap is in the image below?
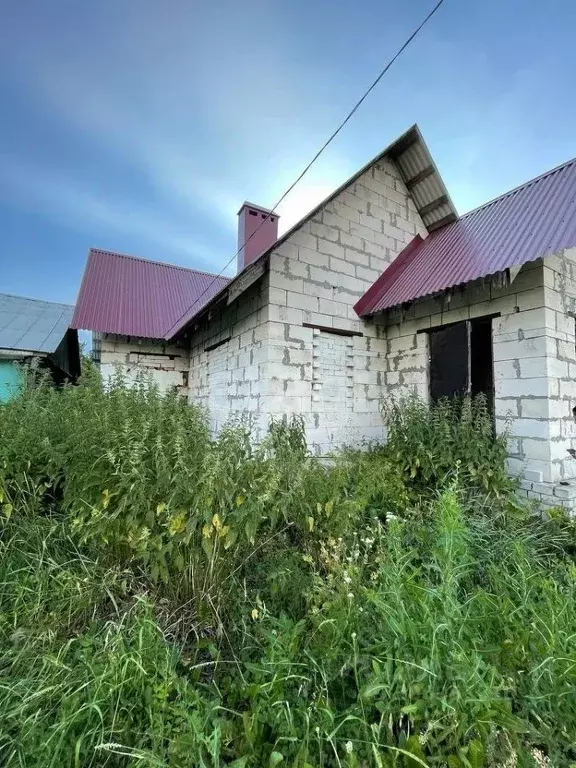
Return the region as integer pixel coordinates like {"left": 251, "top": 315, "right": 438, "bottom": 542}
{"left": 237, "top": 201, "right": 279, "bottom": 217}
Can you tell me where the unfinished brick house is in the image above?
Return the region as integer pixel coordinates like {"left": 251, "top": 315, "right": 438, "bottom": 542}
{"left": 73, "top": 124, "right": 576, "bottom": 511}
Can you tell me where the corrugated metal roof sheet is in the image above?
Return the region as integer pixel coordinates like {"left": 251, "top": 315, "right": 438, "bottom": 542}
{"left": 0, "top": 293, "right": 74, "bottom": 353}
{"left": 355, "top": 157, "right": 576, "bottom": 316}
{"left": 72, "top": 249, "right": 231, "bottom": 339}
{"left": 391, "top": 136, "right": 457, "bottom": 229}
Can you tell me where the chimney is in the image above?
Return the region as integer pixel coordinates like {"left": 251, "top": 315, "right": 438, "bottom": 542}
{"left": 237, "top": 202, "right": 279, "bottom": 272}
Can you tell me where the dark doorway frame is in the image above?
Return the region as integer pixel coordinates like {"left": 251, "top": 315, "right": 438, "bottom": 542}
{"left": 426, "top": 315, "right": 496, "bottom": 409}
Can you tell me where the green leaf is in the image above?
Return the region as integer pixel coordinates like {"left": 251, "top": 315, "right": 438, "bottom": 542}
{"left": 229, "top": 758, "right": 249, "bottom": 768}
{"left": 467, "top": 740, "right": 485, "bottom": 768}
{"left": 404, "top": 735, "right": 426, "bottom": 766}
{"left": 201, "top": 536, "right": 213, "bottom": 559}
{"left": 269, "top": 751, "right": 284, "bottom": 767}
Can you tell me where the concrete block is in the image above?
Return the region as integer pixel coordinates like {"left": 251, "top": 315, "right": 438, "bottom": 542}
{"left": 304, "top": 312, "right": 334, "bottom": 327}
{"left": 508, "top": 418, "right": 552, "bottom": 440}
{"left": 318, "top": 239, "right": 346, "bottom": 259}
{"left": 310, "top": 221, "right": 339, "bottom": 241}
{"left": 519, "top": 398, "right": 549, "bottom": 419}
{"left": 524, "top": 468, "right": 544, "bottom": 483}
{"left": 289, "top": 230, "right": 317, "bottom": 250}
{"left": 298, "top": 246, "right": 330, "bottom": 268}
{"left": 322, "top": 211, "right": 351, "bottom": 232}
{"left": 522, "top": 438, "right": 551, "bottom": 462}
{"left": 340, "top": 231, "right": 364, "bottom": 251}
{"left": 303, "top": 281, "right": 333, "bottom": 300}
{"left": 356, "top": 265, "right": 381, "bottom": 283}
{"left": 494, "top": 360, "right": 520, "bottom": 380}
{"left": 497, "top": 377, "right": 550, "bottom": 398}
{"left": 268, "top": 305, "right": 304, "bottom": 325}
{"left": 341, "top": 191, "right": 369, "bottom": 213}
{"left": 286, "top": 292, "right": 318, "bottom": 312}
{"left": 318, "top": 298, "right": 348, "bottom": 318}
{"left": 554, "top": 484, "right": 576, "bottom": 500}
{"left": 349, "top": 222, "right": 378, "bottom": 242}
{"left": 270, "top": 272, "right": 304, "bottom": 294}
{"left": 268, "top": 287, "right": 287, "bottom": 306}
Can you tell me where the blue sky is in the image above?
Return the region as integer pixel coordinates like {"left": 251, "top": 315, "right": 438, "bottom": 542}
{"left": 1, "top": 0, "right": 575, "bottom": 306}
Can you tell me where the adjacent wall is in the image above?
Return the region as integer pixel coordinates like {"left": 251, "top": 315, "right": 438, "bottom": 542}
{"left": 187, "top": 277, "right": 271, "bottom": 436}
{"left": 96, "top": 333, "right": 189, "bottom": 394}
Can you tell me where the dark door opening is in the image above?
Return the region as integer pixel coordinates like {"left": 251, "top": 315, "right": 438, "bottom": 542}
{"left": 429, "top": 317, "right": 494, "bottom": 408}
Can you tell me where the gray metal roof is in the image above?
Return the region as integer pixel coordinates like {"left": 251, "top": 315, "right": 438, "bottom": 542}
{"left": 0, "top": 293, "right": 74, "bottom": 353}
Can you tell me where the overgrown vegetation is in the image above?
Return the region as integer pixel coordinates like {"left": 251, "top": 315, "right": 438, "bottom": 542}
{"left": 0, "top": 372, "right": 575, "bottom": 767}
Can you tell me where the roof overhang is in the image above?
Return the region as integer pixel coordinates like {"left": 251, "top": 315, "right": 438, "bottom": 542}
{"left": 385, "top": 125, "right": 458, "bottom": 230}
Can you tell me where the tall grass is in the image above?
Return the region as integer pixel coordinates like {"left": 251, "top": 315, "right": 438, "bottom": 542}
{"left": 0, "top": 374, "right": 575, "bottom": 766}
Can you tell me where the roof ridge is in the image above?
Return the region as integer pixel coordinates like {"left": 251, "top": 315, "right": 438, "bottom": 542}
{"left": 460, "top": 156, "right": 576, "bottom": 221}
{"left": 0, "top": 292, "right": 74, "bottom": 309}
{"left": 90, "top": 247, "right": 231, "bottom": 281}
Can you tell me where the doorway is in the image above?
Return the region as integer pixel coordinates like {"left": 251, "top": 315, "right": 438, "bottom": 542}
{"left": 428, "top": 316, "right": 494, "bottom": 410}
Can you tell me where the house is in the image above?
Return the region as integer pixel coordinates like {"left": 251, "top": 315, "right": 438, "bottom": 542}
{"left": 72, "top": 124, "right": 576, "bottom": 512}
{"left": 0, "top": 293, "right": 80, "bottom": 400}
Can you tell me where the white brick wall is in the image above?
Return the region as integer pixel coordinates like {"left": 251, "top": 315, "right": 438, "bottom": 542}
{"left": 98, "top": 333, "right": 189, "bottom": 394}
{"left": 188, "top": 277, "right": 270, "bottom": 438}
{"left": 264, "top": 156, "right": 426, "bottom": 454}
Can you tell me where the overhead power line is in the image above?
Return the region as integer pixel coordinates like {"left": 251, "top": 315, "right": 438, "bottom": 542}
{"left": 169, "top": 0, "right": 445, "bottom": 335}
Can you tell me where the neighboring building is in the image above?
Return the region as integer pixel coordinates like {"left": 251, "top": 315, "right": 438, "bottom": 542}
{"left": 72, "top": 124, "right": 576, "bottom": 511}
{"left": 0, "top": 293, "right": 80, "bottom": 400}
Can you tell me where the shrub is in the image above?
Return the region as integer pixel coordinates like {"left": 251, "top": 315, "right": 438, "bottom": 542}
{"left": 2, "top": 377, "right": 576, "bottom": 766}
{"left": 382, "top": 394, "right": 514, "bottom": 500}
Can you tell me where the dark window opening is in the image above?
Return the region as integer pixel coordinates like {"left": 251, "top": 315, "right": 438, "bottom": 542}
{"left": 429, "top": 317, "right": 494, "bottom": 410}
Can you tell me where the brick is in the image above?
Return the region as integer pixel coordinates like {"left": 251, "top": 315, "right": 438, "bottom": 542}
{"left": 349, "top": 222, "right": 378, "bottom": 242}
{"left": 310, "top": 221, "right": 339, "bottom": 241}
{"left": 339, "top": 232, "right": 364, "bottom": 251}
{"left": 318, "top": 299, "right": 348, "bottom": 318}
{"left": 267, "top": 305, "right": 304, "bottom": 325}
{"left": 508, "top": 418, "right": 552, "bottom": 440}
{"left": 317, "top": 239, "right": 346, "bottom": 258}
{"left": 342, "top": 191, "right": 368, "bottom": 213}
{"left": 269, "top": 272, "right": 304, "bottom": 294}
{"left": 522, "top": 438, "right": 551, "bottom": 461}
{"left": 329, "top": 256, "right": 356, "bottom": 277}
{"left": 322, "top": 211, "right": 350, "bottom": 232}
{"left": 519, "top": 357, "right": 548, "bottom": 378}
{"left": 268, "top": 287, "right": 287, "bottom": 306}
{"left": 356, "top": 265, "right": 380, "bottom": 283}
{"left": 358, "top": 212, "right": 383, "bottom": 233}
{"left": 345, "top": 248, "right": 370, "bottom": 267}
{"left": 289, "top": 230, "right": 317, "bottom": 249}
{"left": 298, "top": 246, "right": 329, "bottom": 268}
{"left": 303, "top": 281, "right": 333, "bottom": 299}
{"left": 497, "top": 377, "right": 550, "bottom": 398}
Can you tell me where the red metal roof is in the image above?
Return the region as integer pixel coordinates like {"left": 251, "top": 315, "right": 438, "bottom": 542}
{"left": 355, "top": 157, "right": 576, "bottom": 316}
{"left": 72, "top": 249, "right": 230, "bottom": 339}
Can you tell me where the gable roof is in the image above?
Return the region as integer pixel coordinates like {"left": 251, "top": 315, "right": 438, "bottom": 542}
{"left": 355, "top": 157, "right": 576, "bottom": 316}
{"left": 72, "top": 249, "right": 231, "bottom": 339}
{"left": 0, "top": 293, "right": 74, "bottom": 353}
{"left": 166, "top": 124, "right": 456, "bottom": 339}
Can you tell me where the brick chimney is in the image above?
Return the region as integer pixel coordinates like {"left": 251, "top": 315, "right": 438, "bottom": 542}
{"left": 237, "top": 202, "right": 279, "bottom": 272}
